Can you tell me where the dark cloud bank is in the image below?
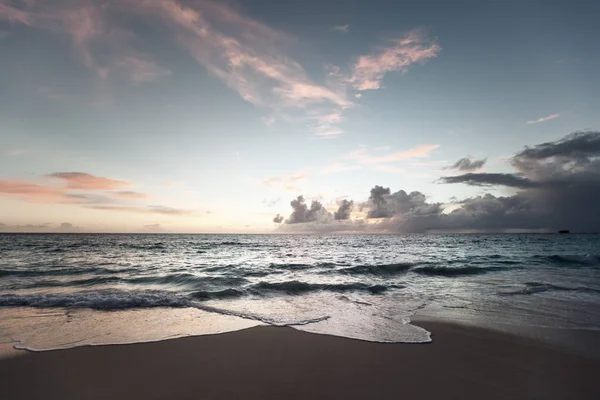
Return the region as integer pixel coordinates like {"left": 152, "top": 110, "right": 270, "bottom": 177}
{"left": 274, "top": 131, "right": 600, "bottom": 233}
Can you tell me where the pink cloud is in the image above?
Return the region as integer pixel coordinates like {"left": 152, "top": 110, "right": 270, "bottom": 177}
{"left": 113, "top": 55, "right": 171, "bottom": 84}
{"left": 0, "top": 180, "right": 66, "bottom": 203}
{"left": 320, "top": 162, "right": 362, "bottom": 175}
{"left": 0, "top": 172, "right": 195, "bottom": 217}
{"left": 343, "top": 144, "right": 440, "bottom": 164}
{"left": 119, "top": 0, "right": 350, "bottom": 120}
{"left": 349, "top": 30, "right": 441, "bottom": 91}
{"left": 0, "top": 3, "right": 32, "bottom": 25}
{"left": 85, "top": 205, "right": 193, "bottom": 215}
{"left": 0, "top": 1, "right": 168, "bottom": 84}
{"left": 47, "top": 172, "right": 132, "bottom": 191}
{"left": 263, "top": 170, "right": 312, "bottom": 191}
{"left": 110, "top": 191, "right": 149, "bottom": 199}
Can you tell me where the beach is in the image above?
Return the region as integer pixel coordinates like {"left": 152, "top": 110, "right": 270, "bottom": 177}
{"left": 1, "top": 321, "right": 599, "bottom": 400}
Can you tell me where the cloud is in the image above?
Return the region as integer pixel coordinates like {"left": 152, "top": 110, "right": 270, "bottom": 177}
{"left": 332, "top": 24, "right": 349, "bottom": 33}
{"left": 47, "top": 172, "right": 131, "bottom": 190}
{"left": 0, "top": 223, "right": 53, "bottom": 232}
{"left": 262, "top": 198, "right": 281, "bottom": 207}
{"left": 349, "top": 30, "right": 441, "bottom": 91}
{"left": 273, "top": 214, "right": 284, "bottom": 223}
{"left": 439, "top": 173, "right": 537, "bottom": 188}
{"left": 111, "top": 191, "right": 149, "bottom": 199}
{"left": 142, "top": 223, "right": 167, "bottom": 232}
{"left": 342, "top": 144, "right": 439, "bottom": 165}
{"left": 320, "top": 162, "right": 362, "bottom": 175}
{"left": 0, "top": 0, "right": 169, "bottom": 84}
{"left": 59, "top": 222, "right": 82, "bottom": 232}
{"left": 1, "top": 171, "right": 193, "bottom": 217}
{"left": 444, "top": 157, "right": 487, "bottom": 171}
{"left": 113, "top": 55, "right": 171, "bottom": 84}
{"left": 526, "top": 113, "right": 561, "bottom": 124}
{"left": 262, "top": 170, "right": 312, "bottom": 192}
{"left": 272, "top": 131, "right": 600, "bottom": 233}
{"left": 3, "top": 1, "right": 439, "bottom": 138}
{"left": 84, "top": 205, "right": 193, "bottom": 216}
{"left": 334, "top": 199, "right": 353, "bottom": 220}
{"left": 285, "top": 195, "right": 332, "bottom": 224}
{"left": 0, "top": 180, "right": 66, "bottom": 203}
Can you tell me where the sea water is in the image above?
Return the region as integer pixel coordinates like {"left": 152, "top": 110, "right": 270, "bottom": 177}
{"left": 1, "top": 233, "right": 599, "bottom": 353}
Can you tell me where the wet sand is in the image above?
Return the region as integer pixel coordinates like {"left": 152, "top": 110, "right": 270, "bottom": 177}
{"left": 1, "top": 321, "right": 599, "bottom": 399}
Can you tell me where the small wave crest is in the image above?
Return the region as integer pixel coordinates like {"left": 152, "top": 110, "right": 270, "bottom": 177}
{"left": 337, "top": 262, "right": 416, "bottom": 276}
{"left": 411, "top": 265, "right": 506, "bottom": 277}
{"left": 498, "top": 282, "right": 600, "bottom": 296}
{"left": 0, "top": 266, "right": 140, "bottom": 278}
{"left": 252, "top": 281, "right": 393, "bottom": 295}
{"left": 543, "top": 254, "right": 600, "bottom": 266}
{"left": 0, "top": 290, "right": 191, "bottom": 310}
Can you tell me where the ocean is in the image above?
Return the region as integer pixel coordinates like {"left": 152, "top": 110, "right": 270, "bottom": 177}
{"left": 1, "top": 233, "right": 599, "bottom": 354}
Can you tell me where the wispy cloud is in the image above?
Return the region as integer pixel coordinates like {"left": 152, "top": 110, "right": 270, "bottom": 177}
{"left": 0, "top": 0, "right": 169, "bottom": 84}
{"left": 320, "top": 162, "right": 362, "bottom": 175}
{"left": 349, "top": 30, "right": 440, "bottom": 91}
{"left": 526, "top": 113, "right": 561, "bottom": 124}
{"left": 0, "top": 3, "right": 32, "bottom": 25}
{"left": 2, "top": 1, "right": 440, "bottom": 137}
{"left": 0, "top": 180, "right": 68, "bottom": 203}
{"left": 47, "top": 172, "right": 131, "bottom": 191}
{"left": 111, "top": 191, "right": 149, "bottom": 199}
{"left": 342, "top": 144, "right": 439, "bottom": 164}
{"left": 84, "top": 205, "right": 193, "bottom": 215}
{"left": 0, "top": 172, "right": 189, "bottom": 216}
{"left": 113, "top": 55, "right": 172, "bottom": 84}
{"left": 6, "top": 148, "right": 28, "bottom": 156}
{"left": 262, "top": 170, "right": 312, "bottom": 191}
{"left": 332, "top": 24, "right": 349, "bottom": 33}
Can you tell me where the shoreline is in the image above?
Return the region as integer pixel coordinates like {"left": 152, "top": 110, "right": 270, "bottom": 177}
{"left": 1, "top": 321, "right": 599, "bottom": 399}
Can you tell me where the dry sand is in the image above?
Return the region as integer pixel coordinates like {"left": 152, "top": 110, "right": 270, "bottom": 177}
{"left": 1, "top": 321, "right": 599, "bottom": 399}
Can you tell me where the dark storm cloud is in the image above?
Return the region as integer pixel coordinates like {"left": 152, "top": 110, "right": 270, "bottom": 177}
{"left": 272, "top": 131, "right": 600, "bottom": 233}
{"left": 273, "top": 214, "right": 284, "bottom": 223}
{"left": 515, "top": 131, "right": 600, "bottom": 162}
{"left": 439, "top": 173, "right": 537, "bottom": 188}
{"left": 445, "top": 157, "right": 487, "bottom": 171}
{"left": 438, "top": 130, "right": 600, "bottom": 232}
{"left": 285, "top": 196, "right": 332, "bottom": 224}
{"left": 334, "top": 199, "right": 354, "bottom": 220}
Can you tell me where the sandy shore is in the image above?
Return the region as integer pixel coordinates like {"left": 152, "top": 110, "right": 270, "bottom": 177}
{"left": 1, "top": 321, "right": 599, "bottom": 399}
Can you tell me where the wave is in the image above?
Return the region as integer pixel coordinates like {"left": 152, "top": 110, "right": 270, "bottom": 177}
{"left": 126, "top": 274, "right": 248, "bottom": 287}
{"left": 252, "top": 280, "right": 392, "bottom": 295}
{"left": 190, "top": 288, "right": 245, "bottom": 300}
{"left": 337, "top": 262, "right": 416, "bottom": 276}
{"left": 498, "top": 282, "right": 600, "bottom": 296}
{"left": 0, "top": 290, "right": 191, "bottom": 310}
{"left": 269, "top": 263, "right": 314, "bottom": 270}
{"left": 0, "top": 266, "right": 139, "bottom": 278}
{"left": 3, "top": 272, "right": 249, "bottom": 290}
{"left": 544, "top": 254, "right": 600, "bottom": 266}
{"left": 120, "top": 242, "right": 167, "bottom": 250}
{"left": 411, "top": 265, "right": 507, "bottom": 277}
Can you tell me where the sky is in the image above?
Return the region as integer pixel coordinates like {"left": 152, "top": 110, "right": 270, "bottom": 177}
{"left": 1, "top": 0, "right": 599, "bottom": 233}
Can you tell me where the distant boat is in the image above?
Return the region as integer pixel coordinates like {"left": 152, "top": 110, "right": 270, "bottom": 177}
{"left": 558, "top": 230, "right": 570, "bottom": 234}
